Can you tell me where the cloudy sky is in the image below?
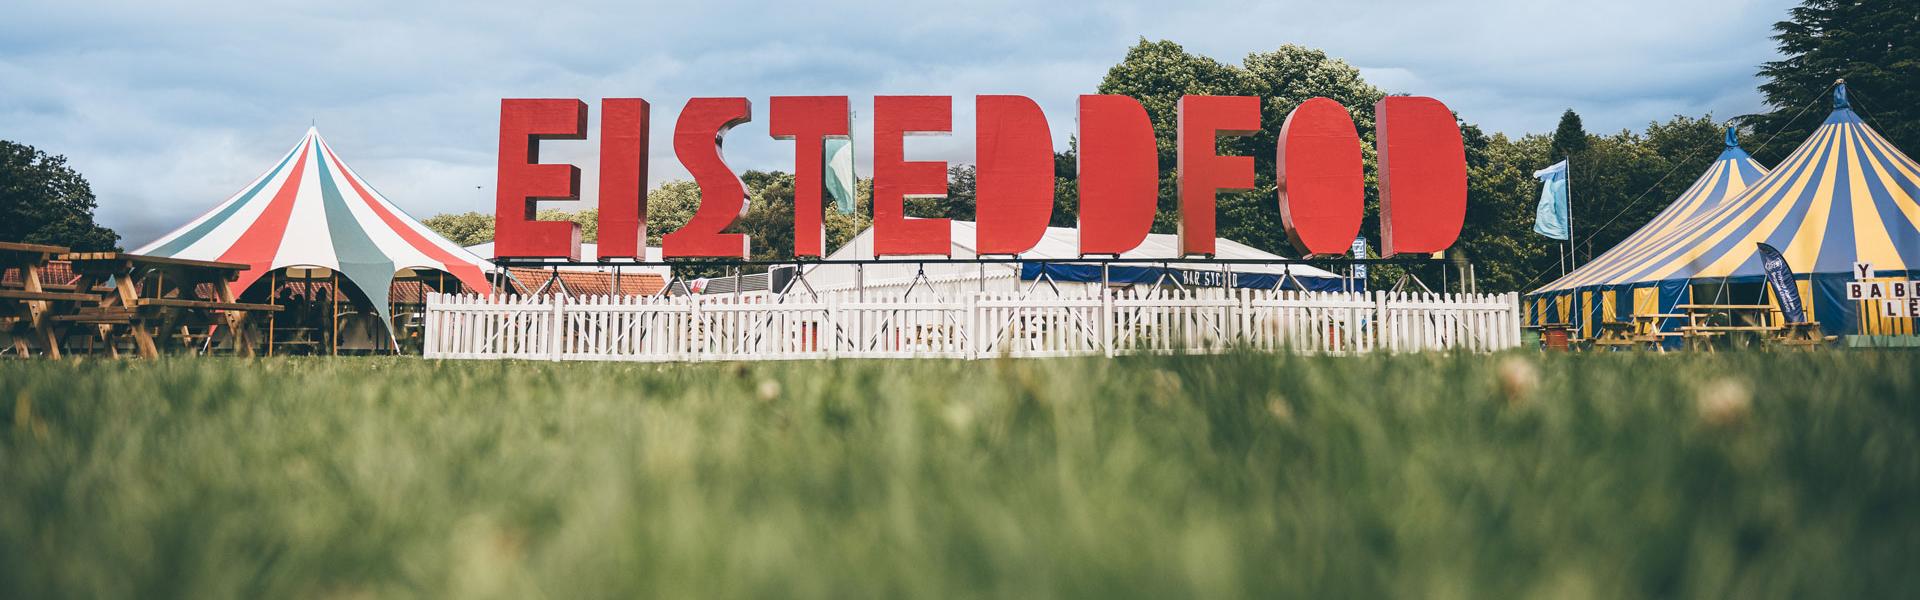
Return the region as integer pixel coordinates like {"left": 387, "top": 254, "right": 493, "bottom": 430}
{"left": 4, "top": 0, "right": 1795, "bottom": 246}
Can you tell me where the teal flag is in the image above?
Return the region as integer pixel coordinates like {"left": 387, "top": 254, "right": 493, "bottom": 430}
{"left": 824, "top": 138, "right": 856, "bottom": 214}
{"left": 1533, "top": 160, "right": 1569, "bottom": 240}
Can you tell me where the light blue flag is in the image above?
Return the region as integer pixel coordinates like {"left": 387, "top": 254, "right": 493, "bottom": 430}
{"left": 824, "top": 138, "right": 856, "bottom": 214}
{"left": 1533, "top": 160, "right": 1569, "bottom": 240}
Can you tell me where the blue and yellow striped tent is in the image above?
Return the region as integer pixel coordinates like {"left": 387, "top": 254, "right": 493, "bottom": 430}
{"left": 1528, "top": 83, "right": 1920, "bottom": 340}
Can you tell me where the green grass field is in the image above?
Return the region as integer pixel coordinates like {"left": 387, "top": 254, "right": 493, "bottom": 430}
{"left": 2, "top": 351, "right": 1917, "bottom": 598}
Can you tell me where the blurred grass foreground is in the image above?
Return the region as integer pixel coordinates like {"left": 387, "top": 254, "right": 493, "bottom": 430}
{"left": 2, "top": 351, "right": 1917, "bottom": 598}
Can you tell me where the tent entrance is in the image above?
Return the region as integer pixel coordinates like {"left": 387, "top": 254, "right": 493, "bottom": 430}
{"left": 239, "top": 267, "right": 473, "bottom": 355}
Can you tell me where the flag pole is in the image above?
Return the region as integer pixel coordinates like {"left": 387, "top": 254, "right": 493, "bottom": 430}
{"left": 1566, "top": 157, "right": 1575, "bottom": 269}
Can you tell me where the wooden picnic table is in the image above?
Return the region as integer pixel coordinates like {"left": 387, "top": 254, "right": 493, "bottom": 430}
{"left": 1673, "top": 304, "right": 1784, "bottom": 351}
{"left": 1, "top": 241, "right": 92, "bottom": 358}
{"left": 58, "top": 252, "right": 282, "bottom": 358}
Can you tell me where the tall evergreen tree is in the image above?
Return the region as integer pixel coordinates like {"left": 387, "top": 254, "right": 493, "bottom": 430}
{"left": 1749, "top": 0, "right": 1919, "bottom": 164}
{"left": 1548, "top": 110, "right": 1589, "bottom": 160}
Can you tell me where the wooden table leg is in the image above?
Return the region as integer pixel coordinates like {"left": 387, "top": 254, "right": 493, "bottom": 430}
{"left": 214, "top": 279, "right": 256, "bottom": 358}
{"left": 41, "top": 326, "right": 61, "bottom": 360}
{"left": 130, "top": 322, "right": 159, "bottom": 358}
{"left": 101, "top": 325, "right": 119, "bottom": 359}
{"left": 19, "top": 262, "right": 63, "bottom": 360}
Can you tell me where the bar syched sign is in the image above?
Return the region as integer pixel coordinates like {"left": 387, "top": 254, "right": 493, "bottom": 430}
{"left": 493, "top": 95, "right": 1466, "bottom": 261}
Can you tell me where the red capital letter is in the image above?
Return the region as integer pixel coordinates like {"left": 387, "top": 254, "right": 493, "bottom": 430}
{"left": 663, "top": 97, "right": 752, "bottom": 259}
{"left": 873, "top": 95, "right": 952, "bottom": 256}
{"left": 770, "top": 96, "right": 851, "bottom": 258}
{"left": 975, "top": 95, "right": 1054, "bottom": 256}
{"left": 1076, "top": 95, "right": 1157, "bottom": 256}
{"left": 1277, "top": 97, "right": 1364, "bottom": 257}
{"left": 1176, "top": 95, "right": 1259, "bottom": 257}
{"left": 495, "top": 99, "right": 586, "bottom": 260}
{"left": 597, "top": 98, "right": 649, "bottom": 260}
{"left": 1376, "top": 96, "right": 1466, "bottom": 256}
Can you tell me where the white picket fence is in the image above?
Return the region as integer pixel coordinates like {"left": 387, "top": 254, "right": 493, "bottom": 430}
{"left": 422, "top": 289, "right": 1523, "bottom": 361}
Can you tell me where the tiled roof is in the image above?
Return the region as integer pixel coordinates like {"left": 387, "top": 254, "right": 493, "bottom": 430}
{"left": 504, "top": 267, "right": 666, "bottom": 297}
{"left": 1, "top": 260, "right": 82, "bottom": 288}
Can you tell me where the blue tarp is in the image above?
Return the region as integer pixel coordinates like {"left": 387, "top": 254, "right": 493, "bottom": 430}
{"left": 1019, "top": 262, "right": 1354, "bottom": 292}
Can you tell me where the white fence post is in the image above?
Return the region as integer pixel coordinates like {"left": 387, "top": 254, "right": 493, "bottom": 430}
{"left": 1102, "top": 288, "right": 1114, "bottom": 358}
{"left": 548, "top": 293, "right": 564, "bottom": 361}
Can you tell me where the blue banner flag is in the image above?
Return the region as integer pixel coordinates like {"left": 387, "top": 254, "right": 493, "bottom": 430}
{"left": 1756, "top": 242, "right": 1807, "bottom": 323}
{"left": 1533, "top": 160, "right": 1570, "bottom": 240}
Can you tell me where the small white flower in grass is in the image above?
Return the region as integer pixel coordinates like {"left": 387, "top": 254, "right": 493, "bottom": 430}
{"left": 756, "top": 379, "right": 782, "bottom": 402}
{"left": 1696, "top": 378, "right": 1752, "bottom": 427}
{"left": 942, "top": 402, "right": 975, "bottom": 432}
{"left": 1266, "top": 393, "right": 1293, "bottom": 423}
{"left": 1496, "top": 356, "right": 1540, "bottom": 405}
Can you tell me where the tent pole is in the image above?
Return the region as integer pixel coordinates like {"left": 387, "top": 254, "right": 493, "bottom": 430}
{"left": 267, "top": 270, "right": 277, "bottom": 357}
{"left": 330, "top": 272, "right": 339, "bottom": 356}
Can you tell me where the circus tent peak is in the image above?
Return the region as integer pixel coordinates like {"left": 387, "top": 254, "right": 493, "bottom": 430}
{"left": 1535, "top": 124, "right": 1770, "bottom": 294}
{"left": 134, "top": 127, "right": 495, "bottom": 332}
{"left": 1564, "top": 83, "right": 1920, "bottom": 288}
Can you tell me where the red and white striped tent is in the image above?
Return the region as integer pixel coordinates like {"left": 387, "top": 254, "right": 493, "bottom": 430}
{"left": 133, "top": 127, "right": 493, "bottom": 331}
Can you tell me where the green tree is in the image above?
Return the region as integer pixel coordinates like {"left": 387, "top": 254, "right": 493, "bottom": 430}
{"left": 419, "top": 212, "right": 494, "bottom": 247}
{"left": 420, "top": 207, "right": 596, "bottom": 247}
{"left": 1748, "top": 0, "right": 1919, "bottom": 164}
{"left": 1097, "top": 40, "right": 1386, "bottom": 255}
{"left": 1457, "top": 127, "right": 1549, "bottom": 292}
{"left": 1472, "top": 115, "right": 1729, "bottom": 292}
{"left": 1051, "top": 141, "right": 1080, "bottom": 228}
{"left": 0, "top": 140, "right": 120, "bottom": 250}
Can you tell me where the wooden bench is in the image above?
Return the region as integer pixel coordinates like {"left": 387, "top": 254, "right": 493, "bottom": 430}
{"left": 134, "top": 298, "right": 284, "bottom": 312}
{"left": 1770, "top": 321, "right": 1834, "bottom": 350}
{"left": 1591, "top": 320, "right": 1641, "bottom": 349}
{"left": 0, "top": 289, "right": 100, "bottom": 303}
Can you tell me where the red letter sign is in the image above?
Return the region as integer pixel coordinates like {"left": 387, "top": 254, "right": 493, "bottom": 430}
{"left": 770, "top": 96, "right": 851, "bottom": 258}
{"left": 495, "top": 99, "right": 586, "bottom": 260}
{"left": 975, "top": 95, "right": 1054, "bottom": 255}
{"left": 1376, "top": 96, "right": 1467, "bottom": 256}
{"left": 873, "top": 95, "right": 952, "bottom": 256}
{"left": 1076, "top": 95, "right": 1157, "bottom": 256}
{"left": 1277, "top": 97, "right": 1364, "bottom": 257}
{"left": 597, "top": 98, "right": 649, "bottom": 260}
{"left": 663, "top": 97, "right": 753, "bottom": 258}
{"left": 1176, "top": 95, "right": 1259, "bottom": 257}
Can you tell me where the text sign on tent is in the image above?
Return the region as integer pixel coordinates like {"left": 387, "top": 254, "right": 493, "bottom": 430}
{"left": 1844, "top": 262, "right": 1920, "bottom": 318}
{"left": 494, "top": 95, "right": 1468, "bottom": 261}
